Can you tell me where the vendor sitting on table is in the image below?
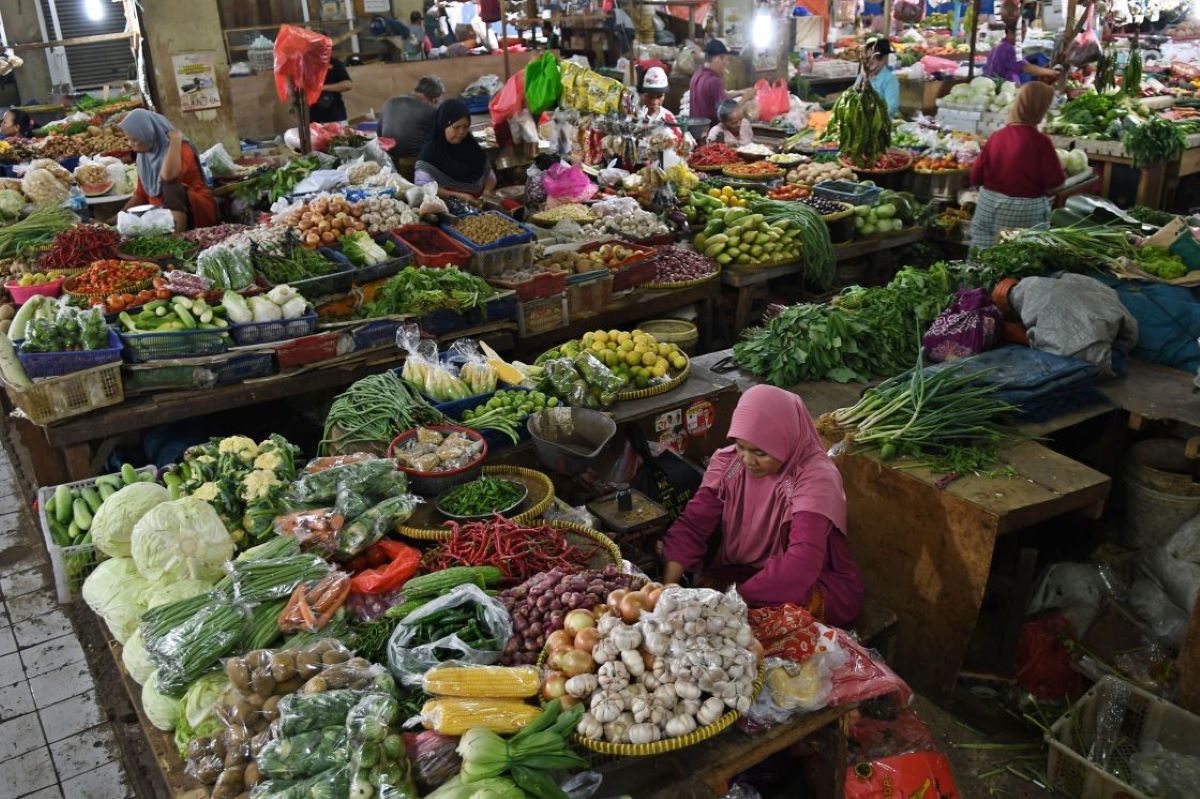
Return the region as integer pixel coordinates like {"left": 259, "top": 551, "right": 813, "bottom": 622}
{"left": 415, "top": 99, "right": 497, "bottom": 202}
{"left": 662, "top": 385, "right": 864, "bottom": 626}
{"left": 706, "top": 99, "right": 754, "bottom": 146}
{"left": 119, "top": 109, "right": 216, "bottom": 232}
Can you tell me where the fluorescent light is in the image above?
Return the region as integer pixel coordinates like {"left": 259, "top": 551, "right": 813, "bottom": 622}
{"left": 752, "top": 9, "right": 774, "bottom": 48}
{"left": 84, "top": 0, "right": 104, "bottom": 22}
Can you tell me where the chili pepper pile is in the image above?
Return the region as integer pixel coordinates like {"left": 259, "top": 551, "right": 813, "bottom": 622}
{"left": 38, "top": 225, "right": 119, "bottom": 270}
{"left": 723, "top": 161, "right": 784, "bottom": 178}
{"left": 420, "top": 517, "right": 602, "bottom": 583}
{"left": 65, "top": 259, "right": 158, "bottom": 296}
{"left": 689, "top": 143, "right": 741, "bottom": 167}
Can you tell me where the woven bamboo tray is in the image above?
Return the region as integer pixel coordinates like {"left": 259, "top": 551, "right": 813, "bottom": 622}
{"left": 396, "top": 464, "right": 555, "bottom": 539}
{"left": 840, "top": 150, "right": 913, "bottom": 174}
{"left": 691, "top": 163, "right": 734, "bottom": 173}
{"left": 614, "top": 356, "right": 690, "bottom": 401}
{"left": 643, "top": 266, "right": 721, "bottom": 290}
{"left": 573, "top": 661, "right": 767, "bottom": 756}
{"left": 63, "top": 268, "right": 158, "bottom": 301}
{"left": 397, "top": 518, "right": 623, "bottom": 572}
{"left": 721, "top": 165, "right": 784, "bottom": 181}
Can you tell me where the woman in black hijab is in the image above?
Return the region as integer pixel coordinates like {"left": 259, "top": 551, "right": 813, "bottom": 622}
{"left": 414, "top": 98, "right": 496, "bottom": 201}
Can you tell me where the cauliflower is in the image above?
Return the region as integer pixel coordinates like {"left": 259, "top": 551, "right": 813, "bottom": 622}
{"left": 217, "top": 436, "right": 259, "bottom": 463}
{"left": 191, "top": 482, "right": 220, "bottom": 502}
{"left": 240, "top": 469, "right": 280, "bottom": 502}
{"left": 253, "top": 451, "right": 284, "bottom": 472}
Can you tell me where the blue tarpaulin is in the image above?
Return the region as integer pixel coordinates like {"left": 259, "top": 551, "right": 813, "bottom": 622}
{"left": 1099, "top": 278, "right": 1200, "bottom": 374}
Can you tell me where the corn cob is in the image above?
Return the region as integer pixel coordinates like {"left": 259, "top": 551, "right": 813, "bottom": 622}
{"left": 421, "top": 697, "right": 541, "bottom": 735}
{"left": 423, "top": 665, "right": 540, "bottom": 698}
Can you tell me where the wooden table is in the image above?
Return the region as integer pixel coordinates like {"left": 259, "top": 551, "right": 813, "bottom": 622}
{"left": 690, "top": 350, "right": 1114, "bottom": 701}
{"left": 722, "top": 228, "right": 926, "bottom": 331}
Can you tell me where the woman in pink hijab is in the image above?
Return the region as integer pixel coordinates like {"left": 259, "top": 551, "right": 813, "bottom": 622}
{"left": 662, "top": 385, "right": 864, "bottom": 627}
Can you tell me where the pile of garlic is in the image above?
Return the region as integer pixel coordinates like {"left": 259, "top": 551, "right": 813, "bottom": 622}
{"left": 572, "top": 586, "right": 757, "bottom": 745}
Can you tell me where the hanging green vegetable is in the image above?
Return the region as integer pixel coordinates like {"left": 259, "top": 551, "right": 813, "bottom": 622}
{"left": 1122, "top": 46, "right": 1142, "bottom": 97}
{"left": 820, "top": 54, "right": 891, "bottom": 168}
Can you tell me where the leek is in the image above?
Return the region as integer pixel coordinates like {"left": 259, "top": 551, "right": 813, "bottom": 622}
{"left": 340, "top": 231, "right": 388, "bottom": 266}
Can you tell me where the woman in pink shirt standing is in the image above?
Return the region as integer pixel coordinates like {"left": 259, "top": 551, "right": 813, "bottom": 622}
{"left": 662, "top": 385, "right": 864, "bottom": 627}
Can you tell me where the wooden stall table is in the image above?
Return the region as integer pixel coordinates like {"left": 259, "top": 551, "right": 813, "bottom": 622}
{"left": 1048, "top": 135, "right": 1200, "bottom": 210}
{"left": 691, "top": 351, "right": 1113, "bottom": 702}
{"left": 722, "top": 227, "right": 926, "bottom": 331}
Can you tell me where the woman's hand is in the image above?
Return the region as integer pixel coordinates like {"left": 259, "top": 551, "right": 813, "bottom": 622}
{"left": 662, "top": 561, "right": 685, "bottom": 585}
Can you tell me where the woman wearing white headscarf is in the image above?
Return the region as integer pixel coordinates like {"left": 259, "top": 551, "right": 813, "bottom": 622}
{"left": 119, "top": 109, "right": 216, "bottom": 231}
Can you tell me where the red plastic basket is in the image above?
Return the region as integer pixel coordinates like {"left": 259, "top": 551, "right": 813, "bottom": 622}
{"left": 276, "top": 331, "right": 346, "bottom": 369}
{"left": 392, "top": 225, "right": 473, "bottom": 268}
{"left": 488, "top": 269, "right": 568, "bottom": 302}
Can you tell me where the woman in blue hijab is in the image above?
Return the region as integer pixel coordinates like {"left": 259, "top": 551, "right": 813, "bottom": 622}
{"left": 119, "top": 109, "right": 216, "bottom": 231}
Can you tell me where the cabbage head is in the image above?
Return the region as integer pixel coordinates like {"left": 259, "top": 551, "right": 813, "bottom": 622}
{"left": 130, "top": 497, "right": 235, "bottom": 583}
{"left": 82, "top": 557, "right": 150, "bottom": 644}
{"left": 92, "top": 482, "right": 170, "bottom": 558}
{"left": 142, "top": 578, "right": 212, "bottom": 609}
{"left": 0, "top": 189, "right": 23, "bottom": 219}
{"left": 122, "top": 628, "right": 156, "bottom": 685}
{"left": 142, "top": 669, "right": 181, "bottom": 731}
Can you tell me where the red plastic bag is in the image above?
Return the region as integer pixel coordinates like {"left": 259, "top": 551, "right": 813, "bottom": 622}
{"left": 849, "top": 707, "right": 937, "bottom": 760}
{"left": 845, "top": 752, "right": 961, "bottom": 798}
{"left": 489, "top": 71, "right": 526, "bottom": 127}
{"left": 1064, "top": 4, "right": 1102, "bottom": 67}
{"left": 348, "top": 540, "right": 422, "bottom": 596}
{"left": 755, "top": 79, "right": 790, "bottom": 123}
{"left": 273, "top": 24, "right": 332, "bottom": 107}
{"left": 1016, "top": 612, "right": 1084, "bottom": 702}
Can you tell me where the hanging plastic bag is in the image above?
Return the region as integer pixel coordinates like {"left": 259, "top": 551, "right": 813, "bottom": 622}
{"left": 489, "top": 71, "right": 526, "bottom": 127}
{"left": 273, "top": 24, "right": 333, "bottom": 107}
{"left": 754, "top": 79, "right": 790, "bottom": 122}
{"left": 525, "top": 52, "right": 563, "bottom": 115}
{"left": 1064, "top": 4, "right": 1102, "bottom": 66}
{"left": 542, "top": 162, "right": 598, "bottom": 203}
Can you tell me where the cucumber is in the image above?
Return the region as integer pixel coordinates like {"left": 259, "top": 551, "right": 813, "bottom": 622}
{"left": 94, "top": 475, "right": 122, "bottom": 492}
{"left": 121, "top": 463, "right": 139, "bottom": 485}
{"left": 155, "top": 306, "right": 169, "bottom": 317}
{"left": 48, "top": 519, "right": 71, "bottom": 547}
{"left": 139, "top": 471, "right": 155, "bottom": 482}
{"left": 72, "top": 498, "right": 93, "bottom": 531}
{"left": 199, "top": 310, "right": 213, "bottom": 324}
{"left": 163, "top": 472, "right": 182, "bottom": 500}
{"left": 171, "top": 295, "right": 192, "bottom": 309}
{"left": 55, "top": 485, "right": 73, "bottom": 525}
{"left": 80, "top": 487, "right": 102, "bottom": 513}
{"left": 97, "top": 482, "right": 116, "bottom": 501}
{"left": 175, "top": 307, "right": 197, "bottom": 329}
{"left": 68, "top": 520, "right": 80, "bottom": 541}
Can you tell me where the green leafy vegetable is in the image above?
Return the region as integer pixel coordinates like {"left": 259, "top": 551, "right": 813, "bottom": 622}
{"left": 365, "top": 266, "right": 494, "bottom": 317}
{"left": 1123, "top": 116, "right": 1186, "bottom": 167}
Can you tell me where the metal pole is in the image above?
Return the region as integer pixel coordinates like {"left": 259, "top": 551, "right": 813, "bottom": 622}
{"left": 967, "top": 0, "right": 981, "bottom": 80}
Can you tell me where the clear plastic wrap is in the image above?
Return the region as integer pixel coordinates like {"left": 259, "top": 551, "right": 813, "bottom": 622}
{"left": 333, "top": 495, "right": 420, "bottom": 559}
{"left": 227, "top": 551, "right": 332, "bottom": 604}
{"left": 250, "top": 765, "right": 350, "bottom": 799}
{"left": 418, "top": 697, "right": 541, "bottom": 735}
{"left": 278, "top": 571, "right": 352, "bottom": 633}
{"left": 285, "top": 457, "right": 407, "bottom": 519}
{"left": 277, "top": 689, "right": 371, "bottom": 737}
{"left": 387, "top": 583, "right": 512, "bottom": 685}
{"left": 404, "top": 731, "right": 461, "bottom": 793}
{"left": 151, "top": 598, "right": 251, "bottom": 698}
{"left": 446, "top": 339, "right": 498, "bottom": 396}
{"left": 398, "top": 325, "right": 472, "bottom": 402}
{"left": 273, "top": 508, "right": 346, "bottom": 555}
{"left": 346, "top": 694, "right": 418, "bottom": 799}
{"left": 256, "top": 726, "right": 349, "bottom": 781}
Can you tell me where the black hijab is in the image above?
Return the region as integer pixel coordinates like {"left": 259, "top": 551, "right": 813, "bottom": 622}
{"left": 417, "top": 99, "right": 488, "bottom": 185}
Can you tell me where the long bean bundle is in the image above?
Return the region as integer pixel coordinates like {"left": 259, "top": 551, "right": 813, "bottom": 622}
{"left": 748, "top": 198, "right": 835, "bottom": 288}
{"left": 817, "top": 353, "right": 1018, "bottom": 469}
{"left": 320, "top": 371, "right": 446, "bottom": 455}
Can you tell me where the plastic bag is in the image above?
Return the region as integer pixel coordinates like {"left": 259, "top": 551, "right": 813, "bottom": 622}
{"left": 922, "top": 288, "right": 1003, "bottom": 362}
{"left": 525, "top": 52, "right": 563, "bottom": 115}
{"left": 346, "top": 694, "right": 418, "bottom": 799}
{"left": 274, "top": 508, "right": 346, "bottom": 554}
{"left": 754, "top": 79, "right": 790, "bottom": 122}
{"left": 200, "top": 143, "right": 238, "bottom": 177}
{"left": 543, "top": 162, "right": 598, "bottom": 203}
{"left": 848, "top": 707, "right": 937, "bottom": 760}
{"left": 489, "top": 71, "right": 526, "bottom": 127}
{"left": 251, "top": 765, "right": 350, "bottom": 799}
{"left": 332, "top": 495, "right": 421, "bottom": 559}
{"left": 273, "top": 24, "right": 333, "bottom": 107}
{"left": 397, "top": 324, "right": 472, "bottom": 403}
{"left": 1015, "top": 612, "right": 1084, "bottom": 702}
{"left": 278, "top": 570, "right": 352, "bottom": 633}
{"left": 349, "top": 540, "right": 423, "bottom": 596}
{"left": 387, "top": 583, "right": 512, "bottom": 685}
{"left": 845, "top": 752, "right": 960, "bottom": 798}
{"left": 445, "top": 339, "right": 498, "bottom": 396}
{"left": 256, "top": 726, "right": 349, "bottom": 781}
{"left": 285, "top": 458, "right": 406, "bottom": 521}
{"left": 404, "top": 731, "right": 461, "bottom": 792}
{"left": 1064, "top": 4, "right": 1102, "bottom": 67}
{"left": 278, "top": 690, "right": 375, "bottom": 737}
{"left": 117, "top": 208, "right": 176, "bottom": 236}
{"left": 303, "top": 454, "right": 373, "bottom": 474}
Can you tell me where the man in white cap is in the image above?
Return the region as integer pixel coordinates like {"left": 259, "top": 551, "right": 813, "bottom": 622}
{"left": 637, "top": 66, "right": 682, "bottom": 143}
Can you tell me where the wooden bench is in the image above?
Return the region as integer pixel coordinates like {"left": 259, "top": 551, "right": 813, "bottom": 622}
{"left": 854, "top": 594, "right": 899, "bottom": 663}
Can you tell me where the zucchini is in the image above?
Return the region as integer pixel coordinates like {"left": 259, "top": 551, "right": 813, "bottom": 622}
{"left": 8, "top": 295, "right": 46, "bottom": 341}
{"left": 72, "top": 498, "right": 93, "bottom": 531}
{"left": 80, "top": 487, "right": 102, "bottom": 513}
{"left": 55, "top": 485, "right": 73, "bottom": 525}
{"left": 0, "top": 333, "right": 30, "bottom": 389}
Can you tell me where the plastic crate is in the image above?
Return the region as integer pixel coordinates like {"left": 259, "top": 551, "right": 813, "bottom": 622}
{"left": 257, "top": 259, "right": 355, "bottom": 301}
{"left": 567, "top": 272, "right": 614, "bottom": 317}
{"left": 122, "top": 351, "right": 276, "bottom": 393}
{"left": 17, "top": 329, "right": 124, "bottom": 379}
{"left": 432, "top": 384, "right": 529, "bottom": 419}
{"left": 1046, "top": 677, "right": 1200, "bottom": 799}
{"left": 468, "top": 242, "right": 535, "bottom": 279}
{"left": 483, "top": 290, "right": 519, "bottom": 323}
{"left": 37, "top": 466, "right": 156, "bottom": 603}
{"left": 464, "top": 94, "right": 492, "bottom": 114}
{"left": 442, "top": 211, "right": 536, "bottom": 252}
{"left": 415, "top": 308, "right": 472, "bottom": 336}
{"left": 229, "top": 311, "right": 318, "bottom": 346}
{"left": 440, "top": 386, "right": 534, "bottom": 452}
{"left": 517, "top": 295, "right": 569, "bottom": 337}
{"left": 276, "top": 331, "right": 349, "bottom": 369}
{"left": 392, "top": 224, "right": 473, "bottom": 268}
{"left": 578, "top": 241, "right": 657, "bottom": 292}
{"left": 349, "top": 318, "right": 402, "bottom": 351}
{"left": 323, "top": 233, "right": 414, "bottom": 284}
{"left": 4, "top": 362, "right": 124, "bottom": 425}
{"left": 814, "top": 180, "right": 883, "bottom": 206}
{"left": 488, "top": 269, "right": 568, "bottom": 302}
{"left": 120, "top": 327, "right": 229, "bottom": 363}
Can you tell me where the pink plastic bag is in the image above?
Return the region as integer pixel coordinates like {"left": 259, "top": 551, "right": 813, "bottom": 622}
{"left": 489, "top": 72, "right": 526, "bottom": 127}
{"left": 542, "top": 162, "right": 597, "bottom": 203}
{"left": 1064, "top": 3, "right": 1102, "bottom": 66}
{"left": 922, "top": 288, "right": 1002, "bottom": 362}
{"left": 920, "top": 55, "right": 959, "bottom": 74}
{"left": 274, "top": 24, "right": 332, "bottom": 107}
{"left": 828, "top": 631, "right": 912, "bottom": 707}
{"left": 755, "top": 79, "right": 790, "bottom": 122}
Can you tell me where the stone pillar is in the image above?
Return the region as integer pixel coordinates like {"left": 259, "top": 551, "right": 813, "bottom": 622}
{"left": 4, "top": 0, "right": 55, "bottom": 104}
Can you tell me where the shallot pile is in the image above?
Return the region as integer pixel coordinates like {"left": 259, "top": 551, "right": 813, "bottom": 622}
{"left": 651, "top": 246, "right": 719, "bottom": 284}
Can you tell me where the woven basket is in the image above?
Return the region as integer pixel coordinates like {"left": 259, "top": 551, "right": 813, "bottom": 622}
{"left": 615, "top": 356, "right": 690, "bottom": 401}
{"left": 397, "top": 519, "right": 623, "bottom": 573}
{"left": 912, "top": 166, "right": 969, "bottom": 176}
{"left": 721, "top": 165, "right": 784, "bottom": 181}
{"left": 643, "top": 267, "right": 721, "bottom": 290}
{"left": 691, "top": 163, "right": 733, "bottom": 173}
{"left": 820, "top": 202, "right": 856, "bottom": 223}
{"left": 396, "top": 465, "right": 555, "bottom": 539}
{"left": 573, "top": 661, "right": 767, "bottom": 756}
{"left": 63, "top": 268, "right": 158, "bottom": 301}
{"left": 840, "top": 150, "right": 913, "bottom": 174}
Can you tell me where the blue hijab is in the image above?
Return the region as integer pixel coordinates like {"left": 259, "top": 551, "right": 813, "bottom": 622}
{"left": 119, "top": 109, "right": 176, "bottom": 197}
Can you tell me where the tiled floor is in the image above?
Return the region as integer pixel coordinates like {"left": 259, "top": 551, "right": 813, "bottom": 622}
{"left": 0, "top": 443, "right": 135, "bottom": 799}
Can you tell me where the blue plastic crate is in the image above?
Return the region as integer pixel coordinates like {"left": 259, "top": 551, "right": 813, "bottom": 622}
{"left": 464, "top": 95, "right": 492, "bottom": 114}
{"left": 415, "top": 308, "right": 472, "bottom": 336}
{"left": 213, "top": 351, "right": 276, "bottom": 385}
{"left": 441, "top": 212, "right": 536, "bottom": 252}
{"left": 229, "top": 311, "right": 318, "bottom": 346}
{"left": 439, "top": 386, "right": 534, "bottom": 452}
{"left": 16, "top": 329, "right": 124, "bottom": 379}
{"left": 257, "top": 258, "right": 355, "bottom": 301}
{"left": 322, "top": 233, "right": 414, "bottom": 285}
{"left": 349, "top": 318, "right": 402, "bottom": 351}
{"left": 814, "top": 180, "right": 883, "bottom": 206}
{"left": 120, "top": 327, "right": 229, "bottom": 363}
{"left": 483, "top": 291, "right": 519, "bottom": 323}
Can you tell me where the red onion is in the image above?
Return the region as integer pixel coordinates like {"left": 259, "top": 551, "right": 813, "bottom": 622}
{"left": 653, "top": 246, "right": 719, "bottom": 283}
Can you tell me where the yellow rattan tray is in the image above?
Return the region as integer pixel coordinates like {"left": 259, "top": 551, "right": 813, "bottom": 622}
{"left": 572, "top": 660, "right": 767, "bottom": 756}
{"left": 721, "top": 165, "right": 784, "bottom": 181}
{"left": 395, "top": 516, "right": 622, "bottom": 574}
{"left": 395, "top": 465, "right": 555, "bottom": 540}
{"left": 643, "top": 266, "right": 721, "bottom": 290}
{"left": 614, "top": 356, "right": 690, "bottom": 401}
{"left": 691, "top": 162, "right": 734, "bottom": 173}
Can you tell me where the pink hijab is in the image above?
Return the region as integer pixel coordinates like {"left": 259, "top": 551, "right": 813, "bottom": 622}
{"left": 703, "top": 385, "right": 847, "bottom": 568}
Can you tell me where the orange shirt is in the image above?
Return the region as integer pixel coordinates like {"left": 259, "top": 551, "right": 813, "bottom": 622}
{"left": 130, "top": 142, "right": 217, "bottom": 229}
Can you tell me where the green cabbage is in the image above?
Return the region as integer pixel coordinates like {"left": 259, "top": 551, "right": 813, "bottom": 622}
{"left": 91, "top": 482, "right": 171, "bottom": 558}
{"left": 122, "top": 628, "right": 156, "bottom": 685}
{"left": 81, "top": 557, "right": 150, "bottom": 644}
{"left": 142, "top": 578, "right": 212, "bottom": 609}
{"left": 143, "top": 669, "right": 181, "bottom": 731}
{"left": 130, "top": 497, "right": 235, "bottom": 583}
{"left": 182, "top": 672, "right": 231, "bottom": 731}
{"left": 0, "top": 189, "right": 23, "bottom": 219}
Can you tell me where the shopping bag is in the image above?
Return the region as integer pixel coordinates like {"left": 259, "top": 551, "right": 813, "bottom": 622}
{"left": 754, "top": 79, "right": 790, "bottom": 122}
{"left": 922, "top": 288, "right": 1002, "bottom": 362}
{"left": 524, "top": 52, "right": 562, "bottom": 115}
{"left": 1064, "top": 3, "right": 1102, "bottom": 66}
{"left": 489, "top": 71, "right": 526, "bottom": 127}
{"left": 273, "top": 24, "right": 333, "bottom": 107}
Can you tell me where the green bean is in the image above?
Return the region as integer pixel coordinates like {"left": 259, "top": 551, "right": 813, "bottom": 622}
{"left": 320, "top": 372, "right": 446, "bottom": 455}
